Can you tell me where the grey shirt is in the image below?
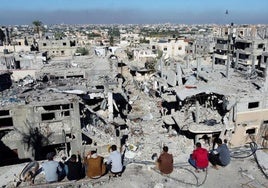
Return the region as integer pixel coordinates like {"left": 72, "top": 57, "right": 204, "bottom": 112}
{"left": 217, "top": 144, "right": 230, "bottom": 166}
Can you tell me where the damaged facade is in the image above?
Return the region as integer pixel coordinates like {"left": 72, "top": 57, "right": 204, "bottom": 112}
{"left": 0, "top": 23, "right": 268, "bottom": 166}
{"left": 0, "top": 48, "right": 129, "bottom": 163}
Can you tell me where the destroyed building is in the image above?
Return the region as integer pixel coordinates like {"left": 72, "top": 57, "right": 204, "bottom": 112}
{"left": 0, "top": 24, "right": 268, "bottom": 168}
{"left": 147, "top": 26, "right": 268, "bottom": 148}
{"left": 0, "top": 48, "right": 131, "bottom": 164}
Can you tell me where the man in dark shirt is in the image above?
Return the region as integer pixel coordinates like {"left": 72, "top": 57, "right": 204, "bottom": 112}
{"left": 65, "top": 153, "right": 83, "bottom": 181}
{"left": 156, "top": 146, "right": 173, "bottom": 174}
{"left": 209, "top": 138, "right": 230, "bottom": 169}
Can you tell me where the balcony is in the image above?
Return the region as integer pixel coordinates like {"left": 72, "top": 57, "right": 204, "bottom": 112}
{"left": 214, "top": 53, "right": 227, "bottom": 60}
{"left": 215, "top": 43, "right": 228, "bottom": 50}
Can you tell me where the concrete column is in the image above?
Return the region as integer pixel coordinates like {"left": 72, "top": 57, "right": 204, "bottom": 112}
{"left": 118, "top": 78, "right": 123, "bottom": 90}
{"left": 160, "top": 58, "right": 163, "bottom": 78}
{"left": 226, "top": 54, "right": 230, "bottom": 79}
{"left": 235, "top": 51, "right": 239, "bottom": 69}
{"left": 108, "top": 92, "right": 113, "bottom": 122}
{"left": 251, "top": 55, "right": 256, "bottom": 73}
{"left": 229, "top": 107, "right": 234, "bottom": 122}
{"left": 186, "top": 55, "right": 190, "bottom": 69}
{"left": 158, "top": 58, "right": 163, "bottom": 96}
{"left": 197, "top": 57, "right": 201, "bottom": 78}
{"left": 264, "top": 57, "right": 268, "bottom": 92}
{"left": 233, "top": 103, "right": 237, "bottom": 122}
{"left": 176, "top": 63, "right": 183, "bottom": 86}
{"left": 195, "top": 100, "right": 200, "bottom": 123}
{"left": 212, "top": 53, "right": 215, "bottom": 71}
{"left": 195, "top": 134, "right": 201, "bottom": 144}
{"left": 261, "top": 54, "right": 265, "bottom": 76}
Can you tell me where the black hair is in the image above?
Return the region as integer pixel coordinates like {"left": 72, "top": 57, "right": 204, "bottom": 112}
{"left": 215, "top": 138, "right": 223, "bottom": 145}
{"left": 70, "top": 154, "right": 77, "bottom": 161}
{"left": 163, "top": 146, "right": 168, "bottom": 152}
{"left": 111, "top": 145, "right": 117, "bottom": 151}
{"left": 91, "top": 150, "right": 97, "bottom": 155}
{"left": 196, "top": 142, "right": 201, "bottom": 148}
{"left": 46, "top": 152, "right": 55, "bottom": 160}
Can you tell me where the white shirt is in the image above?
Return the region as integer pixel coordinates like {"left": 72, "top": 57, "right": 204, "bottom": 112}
{"left": 107, "top": 150, "right": 123, "bottom": 173}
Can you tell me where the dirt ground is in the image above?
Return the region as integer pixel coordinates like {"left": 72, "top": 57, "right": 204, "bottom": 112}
{"left": 1, "top": 149, "right": 267, "bottom": 188}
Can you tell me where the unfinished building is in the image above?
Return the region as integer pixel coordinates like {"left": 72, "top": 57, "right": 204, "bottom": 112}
{"left": 0, "top": 50, "right": 131, "bottom": 164}
{"left": 38, "top": 38, "right": 78, "bottom": 57}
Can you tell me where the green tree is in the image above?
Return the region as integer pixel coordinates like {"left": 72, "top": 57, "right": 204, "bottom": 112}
{"left": 0, "top": 28, "right": 5, "bottom": 45}
{"left": 32, "top": 20, "right": 42, "bottom": 38}
{"left": 54, "top": 32, "right": 66, "bottom": 40}
{"left": 140, "top": 37, "right": 150, "bottom": 44}
{"left": 76, "top": 47, "right": 89, "bottom": 56}
{"left": 109, "top": 36, "right": 114, "bottom": 46}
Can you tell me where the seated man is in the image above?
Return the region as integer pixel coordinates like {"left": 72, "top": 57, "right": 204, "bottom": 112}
{"left": 84, "top": 150, "right": 106, "bottom": 179}
{"left": 156, "top": 146, "right": 173, "bottom": 174}
{"left": 65, "top": 152, "right": 84, "bottom": 181}
{"left": 188, "top": 142, "right": 209, "bottom": 172}
{"left": 42, "top": 152, "right": 63, "bottom": 183}
{"left": 16, "top": 161, "right": 40, "bottom": 187}
{"left": 106, "top": 145, "right": 123, "bottom": 176}
{"left": 209, "top": 138, "right": 231, "bottom": 169}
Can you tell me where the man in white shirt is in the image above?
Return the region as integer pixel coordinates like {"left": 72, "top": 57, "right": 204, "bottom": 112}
{"left": 106, "top": 145, "right": 123, "bottom": 176}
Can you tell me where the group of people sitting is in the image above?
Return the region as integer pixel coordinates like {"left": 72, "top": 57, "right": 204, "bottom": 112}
{"left": 41, "top": 144, "right": 123, "bottom": 183}
{"left": 155, "top": 138, "right": 231, "bottom": 175}
{"left": 18, "top": 138, "right": 230, "bottom": 185}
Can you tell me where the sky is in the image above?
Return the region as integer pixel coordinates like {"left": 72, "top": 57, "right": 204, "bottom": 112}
{"left": 0, "top": 0, "right": 268, "bottom": 25}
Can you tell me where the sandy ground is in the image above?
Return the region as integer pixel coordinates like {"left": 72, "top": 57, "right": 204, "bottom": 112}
{"left": 1, "top": 149, "right": 267, "bottom": 188}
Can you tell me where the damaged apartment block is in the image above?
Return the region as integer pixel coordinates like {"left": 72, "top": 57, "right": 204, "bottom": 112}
{"left": 0, "top": 47, "right": 131, "bottom": 163}
{"left": 0, "top": 24, "right": 268, "bottom": 166}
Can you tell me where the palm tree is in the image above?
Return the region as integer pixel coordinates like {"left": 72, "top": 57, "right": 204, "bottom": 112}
{"left": 32, "top": 20, "right": 42, "bottom": 38}
{"left": 0, "top": 28, "right": 5, "bottom": 45}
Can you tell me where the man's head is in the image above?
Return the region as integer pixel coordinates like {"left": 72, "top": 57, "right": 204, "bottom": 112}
{"left": 215, "top": 138, "right": 223, "bottom": 145}
{"left": 163, "top": 146, "right": 168, "bottom": 152}
{"left": 195, "top": 142, "right": 201, "bottom": 148}
{"left": 70, "top": 154, "right": 77, "bottom": 162}
{"left": 46, "top": 152, "right": 55, "bottom": 161}
{"left": 111, "top": 145, "right": 117, "bottom": 151}
{"left": 90, "top": 150, "right": 97, "bottom": 155}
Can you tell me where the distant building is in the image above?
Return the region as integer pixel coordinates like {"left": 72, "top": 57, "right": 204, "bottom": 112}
{"left": 152, "top": 38, "right": 188, "bottom": 58}
{"left": 38, "top": 38, "right": 77, "bottom": 57}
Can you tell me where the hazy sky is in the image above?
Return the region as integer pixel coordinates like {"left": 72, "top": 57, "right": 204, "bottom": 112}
{"left": 1, "top": 0, "right": 268, "bottom": 25}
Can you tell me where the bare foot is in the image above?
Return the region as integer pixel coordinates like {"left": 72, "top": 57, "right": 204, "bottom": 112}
{"left": 211, "top": 165, "right": 219, "bottom": 170}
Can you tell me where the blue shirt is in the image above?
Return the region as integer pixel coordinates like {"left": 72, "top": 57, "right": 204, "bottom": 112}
{"left": 42, "top": 160, "right": 60, "bottom": 182}
{"left": 107, "top": 151, "right": 123, "bottom": 173}
{"left": 217, "top": 144, "right": 231, "bottom": 166}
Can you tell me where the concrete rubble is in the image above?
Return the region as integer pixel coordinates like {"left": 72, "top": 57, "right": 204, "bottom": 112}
{"left": 0, "top": 23, "right": 268, "bottom": 187}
